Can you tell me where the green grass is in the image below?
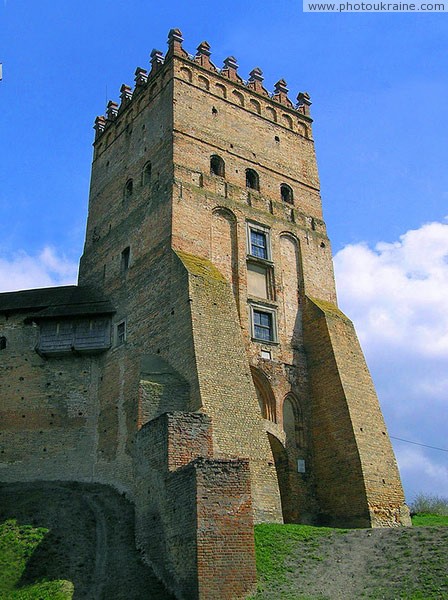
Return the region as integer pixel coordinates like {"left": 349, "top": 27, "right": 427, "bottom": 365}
{"left": 253, "top": 523, "right": 339, "bottom": 585}
{"left": 249, "top": 523, "right": 346, "bottom": 598}
{"left": 0, "top": 519, "right": 73, "bottom": 599}
{"left": 411, "top": 513, "right": 448, "bottom": 527}
{"left": 251, "top": 517, "right": 448, "bottom": 600}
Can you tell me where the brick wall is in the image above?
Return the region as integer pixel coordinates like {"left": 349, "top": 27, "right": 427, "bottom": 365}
{"left": 0, "top": 312, "right": 99, "bottom": 483}
{"left": 135, "top": 412, "right": 257, "bottom": 600}
{"left": 303, "top": 297, "right": 410, "bottom": 527}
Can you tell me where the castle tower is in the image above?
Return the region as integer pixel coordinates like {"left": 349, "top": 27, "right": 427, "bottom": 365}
{"left": 78, "top": 30, "right": 410, "bottom": 528}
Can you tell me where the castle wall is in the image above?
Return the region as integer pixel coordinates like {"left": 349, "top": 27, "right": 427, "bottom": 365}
{"left": 0, "top": 313, "right": 98, "bottom": 482}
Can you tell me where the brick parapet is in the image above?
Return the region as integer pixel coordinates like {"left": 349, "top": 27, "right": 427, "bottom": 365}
{"left": 93, "top": 29, "right": 313, "bottom": 161}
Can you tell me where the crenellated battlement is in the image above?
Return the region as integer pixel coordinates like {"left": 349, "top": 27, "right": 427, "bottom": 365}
{"left": 93, "top": 28, "right": 312, "bottom": 143}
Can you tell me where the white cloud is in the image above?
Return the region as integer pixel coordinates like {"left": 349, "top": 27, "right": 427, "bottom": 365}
{"left": 334, "top": 220, "right": 448, "bottom": 503}
{"left": 0, "top": 247, "right": 78, "bottom": 292}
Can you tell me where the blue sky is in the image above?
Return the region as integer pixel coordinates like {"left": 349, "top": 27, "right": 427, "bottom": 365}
{"left": 1, "top": 1, "right": 447, "bottom": 504}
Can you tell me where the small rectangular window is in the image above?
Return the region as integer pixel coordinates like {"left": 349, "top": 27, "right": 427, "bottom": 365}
{"left": 250, "top": 230, "right": 268, "bottom": 259}
{"left": 253, "top": 309, "right": 273, "bottom": 341}
{"left": 116, "top": 321, "right": 126, "bottom": 346}
{"left": 247, "top": 222, "right": 271, "bottom": 261}
{"left": 249, "top": 304, "right": 277, "bottom": 343}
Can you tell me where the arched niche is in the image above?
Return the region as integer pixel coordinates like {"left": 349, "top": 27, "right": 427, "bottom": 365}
{"left": 281, "top": 113, "right": 293, "bottom": 129}
{"left": 180, "top": 67, "right": 192, "bottom": 82}
{"left": 297, "top": 122, "right": 309, "bottom": 138}
{"left": 283, "top": 393, "right": 305, "bottom": 450}
{"left": 279, "top": 233, "right": 303, "bottom": 347}
{"left": 250, "top": 99, "right": 261, "bottom": 114}
{"left": 265, "top": 106, "right": 277, "bottom": 122}
{"left": 215, "top": 83, "right": 227, "bottom": 98}
{"left": 250, "top": 366, "right": 276, "bottom": 423}
{"left": 232, "top": 90, "right": 245, "bottom": 107}
{"left": 198, "top": 75, "right": 210, "bottom": 90}
{"left": 267, "top": 432, "right": 292, "bottom": 522}
{"left": 211, "top": 207, "right": 239, "bottom": 309}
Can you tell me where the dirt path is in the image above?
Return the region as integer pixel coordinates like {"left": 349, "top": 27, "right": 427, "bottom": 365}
{"left": 0, "top": 481, "right": 175, "bottom": 600}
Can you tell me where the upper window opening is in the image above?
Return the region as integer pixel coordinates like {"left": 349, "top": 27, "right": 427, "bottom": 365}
{"left": 210, "top": 155, "right": 225, "bottom": 177}
{"left": 0, "top": 336, "right": 6, "bottom": 350}
{"left": 121, "top": 247, "right": 130, "bottom": 272}
{"left": 246, "top": 169, "right": 259, "bottom": 191}
{"left": 250, "top": 229, "right": 268, "bottom": 260}
{"left": 124, "top": 179, "right": 133, "bottom": 198}
{"left": 142, "top": 162, "right": 152, "bottom": 185}
{"left": 281, "top": 184, "right": 294, "bottom": 204}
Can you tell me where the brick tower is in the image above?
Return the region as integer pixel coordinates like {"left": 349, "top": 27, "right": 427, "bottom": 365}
{"left": 79, "top": 28, "right": 409, "bottom": 528}
{"left": 0, "top": 28, "right": 411, "bottom": 600}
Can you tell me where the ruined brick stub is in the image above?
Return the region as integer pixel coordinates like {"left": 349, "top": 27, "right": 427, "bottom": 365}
{"left": 135, "top": 412, "right": 257, "bottom": 600}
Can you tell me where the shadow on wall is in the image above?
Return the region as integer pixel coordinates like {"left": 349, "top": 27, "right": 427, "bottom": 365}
{"left": 139, "top": 354, "right": 191, "bottom": 426}
{"left": 0, "top": 481, "right": 174, "bottom": 600}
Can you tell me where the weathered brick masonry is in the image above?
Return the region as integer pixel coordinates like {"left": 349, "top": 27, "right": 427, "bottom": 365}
{"left": 0, "top": 28, "right": 410, "bottom": 600}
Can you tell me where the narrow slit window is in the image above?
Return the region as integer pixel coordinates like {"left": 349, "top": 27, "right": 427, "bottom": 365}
{"left": 124, "top": 179, "right": 133, "bottom": 198}
{"left": 142, "top": 162, "right": 152, "bottom": 185}
{"left": 116, "top": 321, "right": 126, "bottom": 346}
{"left": 121, "top": 247, "right": 130, "bottom": 272}
{"left": 0, "top": 336, "right": 6, "bottom": 350}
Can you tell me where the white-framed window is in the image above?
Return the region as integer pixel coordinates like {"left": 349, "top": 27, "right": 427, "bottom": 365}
{"left": 247, "top": 222, "right": 271, "bottom": 261}
{"left": 116, "top": 320, "right": 126, "bottom": 346}
{"left": 249, "top": 304, "right": 277, "bottom": 343}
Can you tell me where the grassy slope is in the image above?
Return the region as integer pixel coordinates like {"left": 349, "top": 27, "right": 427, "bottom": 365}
{"left": 0, "top": 520, "right": 73, "bottom": 600}
{"left": 2, "top": 514, "right": 447, "bottom": 599}
{"left": 251, "top": 516, "right": 448, "bottom": 600}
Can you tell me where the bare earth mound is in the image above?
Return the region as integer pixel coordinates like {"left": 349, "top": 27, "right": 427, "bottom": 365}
{"left": 0, "top": 482, "right": 175, "bottom": 600}
{"left": 256, "top": 526, "right": 448, "bottom": 599}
